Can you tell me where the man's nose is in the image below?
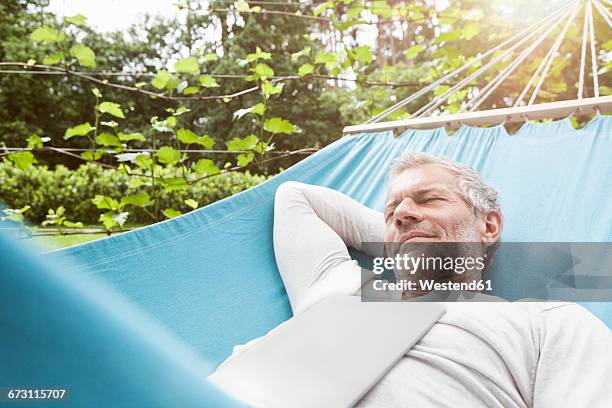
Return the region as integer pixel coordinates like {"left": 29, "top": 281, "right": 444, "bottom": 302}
{"left": 394, "top": 198, "right": 424, "bottom": 226}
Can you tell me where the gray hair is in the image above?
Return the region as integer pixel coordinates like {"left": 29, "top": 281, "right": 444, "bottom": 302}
{"left": 388, "top": 152, "right": 501, "bottom": 216}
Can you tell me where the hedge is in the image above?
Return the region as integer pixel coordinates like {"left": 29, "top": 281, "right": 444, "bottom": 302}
{"left": 0, "top": 162, "right": 268, "bottom": 225}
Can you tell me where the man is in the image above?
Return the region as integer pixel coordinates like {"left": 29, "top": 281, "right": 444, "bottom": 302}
{"left": 213, "top": 152, "right": 611, "bottom": 407}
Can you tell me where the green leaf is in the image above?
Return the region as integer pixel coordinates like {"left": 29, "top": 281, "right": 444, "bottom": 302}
{"left": 352, "top": 46, "right": 373, "bottom": 65}
{"left": 264, "top": 117, "right": 298, "bottom": 134}
{"left": 234, "top": 103, "right": 265, "bottom": 120}
{"left": 27, "top": 135, "right": 44, "bottom": 149}
{"left": 163, "top": 208, "right": 182, "bottom": 219}
{"left": 99, "top": 212, "right": 117, "bottom": 229}
{"left": 173, "top": 106, "right": 191, "bottom": 116}
{"left": 120, "top": 192, "right": 151, "bottom": 208}
{"left": 291, "top": 46, "right": 311, "bottom": 62}
{"left": 437, "top": 29, "right": 461, "bottom": 42}
{"left": 461, "top": 22, "right": 480, "bottom": 40}
{"left": 92, "top": 195, "right": 120, "bottom": 211}
{"left": 261, "top": 81, "right": 284, "bottom": 96}
{"left": 64, "top": 122, "right": 93, "bottom": 139}
{"left": 70, "top": 44, "right": 96, "bottom": 68}
{"left": 7, "top": 152, "right": 36, "bottom": 170}
{"left": 64, "top": 14, "right": 87, "bottom": 26}
{"left": 134, "top": 154, "right": 153, "bottom": 168}
{"left": 193, "top": 159, "right": 220, "bottom": 176}
{"left": 246, "top": 46, "right": 272, "bottom": 62}
{"left": 81, "top": 150, "right": 104, "bottom": 161}
{"left": 97, "top": 101, "right": 125, "bottom": 118}
{"left": 406, "top": 44, "right": 424, "bottom": 59}
{"left": 155, "top": 146, "right": 181, "bottom": 165}
{"left": 298, "top": 63, "right": 314, "bottom": 76}
{"left": 227, "top": 135, "right": 258, "bottom": 151}
{"left": 174, "top": 56, "right": 199, "bottom": 74}
{"left": 346, "top": 3, "right": 364, "bottom": 19}
{"left": 63, "top": 221, "right": 84, "bottom": 228}
{"left": 602, "top": 39, "right": 612, "bottom": 52}
{"left": 43, "top": 53, "right": 63, "bottom": 65}
{"left": 176, "top": 128, "right": 199, "bottom": 144}
{"left": 151, "top": 70, "right": 173, "bottom": 89}
{"left": 313, "top": 2, "right": 332, "bottom": 16}
{"left": 117, "top": 132, "right": 145, "bottom": 142}
{"left": 184, "top": 199, "right": 198, "bottom": 209}
{"left": 161, "top": 177, "right": 189, "bottom": 190}
{"left": 183, "top": 86, "right": 200, "bottom": 95}
{"left": 199, "top": 74, "right": 219, "bottom": 88}
{"left": 253, "top": 63, "right": 274, "bottom": 79}
{"left": 314, "top": 52, "right": 339, "bottom": 68}
{"left": 371, "top": 0, "right": 392, "bottom": 18}
{"left": 96, "top": 133, "right": 120, "bottom": 147}
{"left": 237, "top": 152, "right": 254, "bottom": 167}
{"left": 193, "top": 134, "right": 214, "bottom": 149}
{"left": 202, "top": 53, "right": 218, "bottom": 62}
{"left": 31, "top": 26, "right": 63, "bottom": 43}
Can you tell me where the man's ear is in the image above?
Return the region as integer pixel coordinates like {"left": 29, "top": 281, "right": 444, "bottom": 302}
{"left": 481, "top": 210, "right": 502, "bottom": 244}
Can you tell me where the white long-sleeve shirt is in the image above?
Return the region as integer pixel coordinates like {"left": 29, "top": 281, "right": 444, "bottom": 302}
{"left": 211, "top": 181, "right": 612, "bottom": 407}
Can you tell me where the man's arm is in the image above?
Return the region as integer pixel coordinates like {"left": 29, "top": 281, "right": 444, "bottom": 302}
{"left": 533, "top": 304, "right": 612, "bottom": 407}
{"left": 273, "top": 181, "right": 384, "bottom": 314}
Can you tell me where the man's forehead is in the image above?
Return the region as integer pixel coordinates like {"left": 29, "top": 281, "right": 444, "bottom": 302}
{"left": 387, "top": 165, "right": 457, "bottom": 200}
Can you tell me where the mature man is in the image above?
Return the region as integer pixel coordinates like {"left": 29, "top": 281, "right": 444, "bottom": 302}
{"left": 213, "top": 152, "right": 611, "bottom": 407}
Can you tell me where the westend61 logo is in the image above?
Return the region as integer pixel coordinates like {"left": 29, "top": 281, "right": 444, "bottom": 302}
{"left": 372, "top": 253, "right": 487, "bottom": 275}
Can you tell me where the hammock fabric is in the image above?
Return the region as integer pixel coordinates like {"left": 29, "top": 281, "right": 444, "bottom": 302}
{"left": 1, "top": 116, "right": 611, "bottom": 407}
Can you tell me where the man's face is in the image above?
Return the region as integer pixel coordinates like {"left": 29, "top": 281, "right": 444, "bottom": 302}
{"left": 383, "top": 164, "right": 481, "bottom": 247}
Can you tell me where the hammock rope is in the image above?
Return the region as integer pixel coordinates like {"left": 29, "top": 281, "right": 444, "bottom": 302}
{"left": 359, "top": 0, "right": 611, "bottom": 129}
{"left": 468, "top": 2, "right": 581, "bottom": 112}
{"left": 362, "top": 1, "right": 577, "bottom": 124}
{"left": 578, "top": 2, "right": 590, "bottom": 99}
{"left": 414, "top": 4, "right": 573, "bottom": 117}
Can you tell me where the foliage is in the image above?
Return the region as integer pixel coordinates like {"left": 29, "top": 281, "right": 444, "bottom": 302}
{"left": 0, "top": 162, "right": 268, "bottom": 225}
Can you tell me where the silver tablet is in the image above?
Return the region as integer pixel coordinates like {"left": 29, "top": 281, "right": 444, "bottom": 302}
{"left": 210, "top": 295, "right": 445, "bottom": 408}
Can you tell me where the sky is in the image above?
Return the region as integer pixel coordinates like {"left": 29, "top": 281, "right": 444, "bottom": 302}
{"left": 48, "top": 0, "right": 178, "bottom": 32}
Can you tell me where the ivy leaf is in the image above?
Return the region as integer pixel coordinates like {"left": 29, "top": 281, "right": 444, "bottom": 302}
{"left": 151, "top": 70, "right": 173, "bottom": 89}
{"left": 264, "top": 117, "right": 298, "bottom": 134}
{"left": 406, "top": 45, "right": 424, "bottom": 59}
{"left": 174, "top": 56, "right": 199, "bottom": 74}
{"left": 155, "top": 146, "right": 181, "bottom": 165}
{"left": 352, "top": 46, "right": 373, "bottom": 65}
{"left": 134, "top": 153, "right": 153, "bottom": 168}
{"left": 96, "top": 133, "right": 120, "bottom": 147}
{"left": 99, "top": 212, "right": 117, "bottom": 229}
{"left": 163, "top": 208, "right": 182, "bottom": 219}
{"left": 97, "top": 102, "right": 125, "bottom": 118}
{"left": 161, "top": 177, "right": 189, "bottom": 191}
{"left": 253, "top": 63, "right": 274, "bottom": 79}
{"left": 184, "top": 199, "right": 198, "bottom": 209}
{"left": 291, "top": 46, "right": 311, "bottom": 62}
{"left": 43, "top": 53, "right": 63, "bottom": 65}
{"left": 199, "top": 74, "right": 219, "bottom": 88}
{"left": 31, "top": 26, "right": 63, "bottom": 43}
{"left": 92, "top": 195, "right": 121, "bottom": 211}
{"left": 237, "top": 152, "right": 255, "bottom": 167}
{"left": 202, "top": 53, "right": 218, "bottom": 62}
{"left": 314, "top": 52, "right": 339, "bottom": 68}
{"left": 120, "top": 192, "right": 151, "bottom": 208}
{"left": 64, "top": 14, "right": 87, "bottom": 26}
{"left": 193, "top": 159, "right": 220, "bottom": 176}
{"left": 81, "top": 150, "right": 104, "bottom": 161}
{"left": 64, "top": 122, "right": 93, "bottom": 139}
{"left": 118, "top": 132, "right": 145, "bottom": 142}
{"left": 183, "top": 86, "right": 200, "bottom": 95}
{"left": 70, "top": 44, "right": 96, "bottom": 68}
{"left": 193, "top": 135, "right": 214, "bottom": 149}
{"left": 298, "top": 63, "right": 314, "bottom": 76}
{"left": 7, "top": 152, "right": 36, "bottom": 170}
{"left": 246, "top": 46, "right": 272, "bottom": 62}
{"left": 27, "top": 135, "right": 45, "bottom": 149}
{"left": 176, "top": 128, "right": 199, "bottom": 144}
{"left": 461, "top": 22, "right": 480, "bottom": 40}
{"left": 227, "top": 135, "right": 258, "bottom": 151}
{"left": 233, "top": 103, "right": 265, "bottom": 120}
{"left": 261, "top": 81, "right": 284, "bottom": 96}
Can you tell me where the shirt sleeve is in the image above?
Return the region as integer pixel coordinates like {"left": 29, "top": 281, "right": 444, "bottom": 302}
{"left": 273, "top": 181, "right": 384, "bottom": 313}
{"left": 532, "top": 303, "right": 612, "bottom": 407}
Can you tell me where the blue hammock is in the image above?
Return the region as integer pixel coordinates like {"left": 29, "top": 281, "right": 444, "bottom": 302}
{"left": 1, "top": 116, "right": 611, "bottom": 407}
